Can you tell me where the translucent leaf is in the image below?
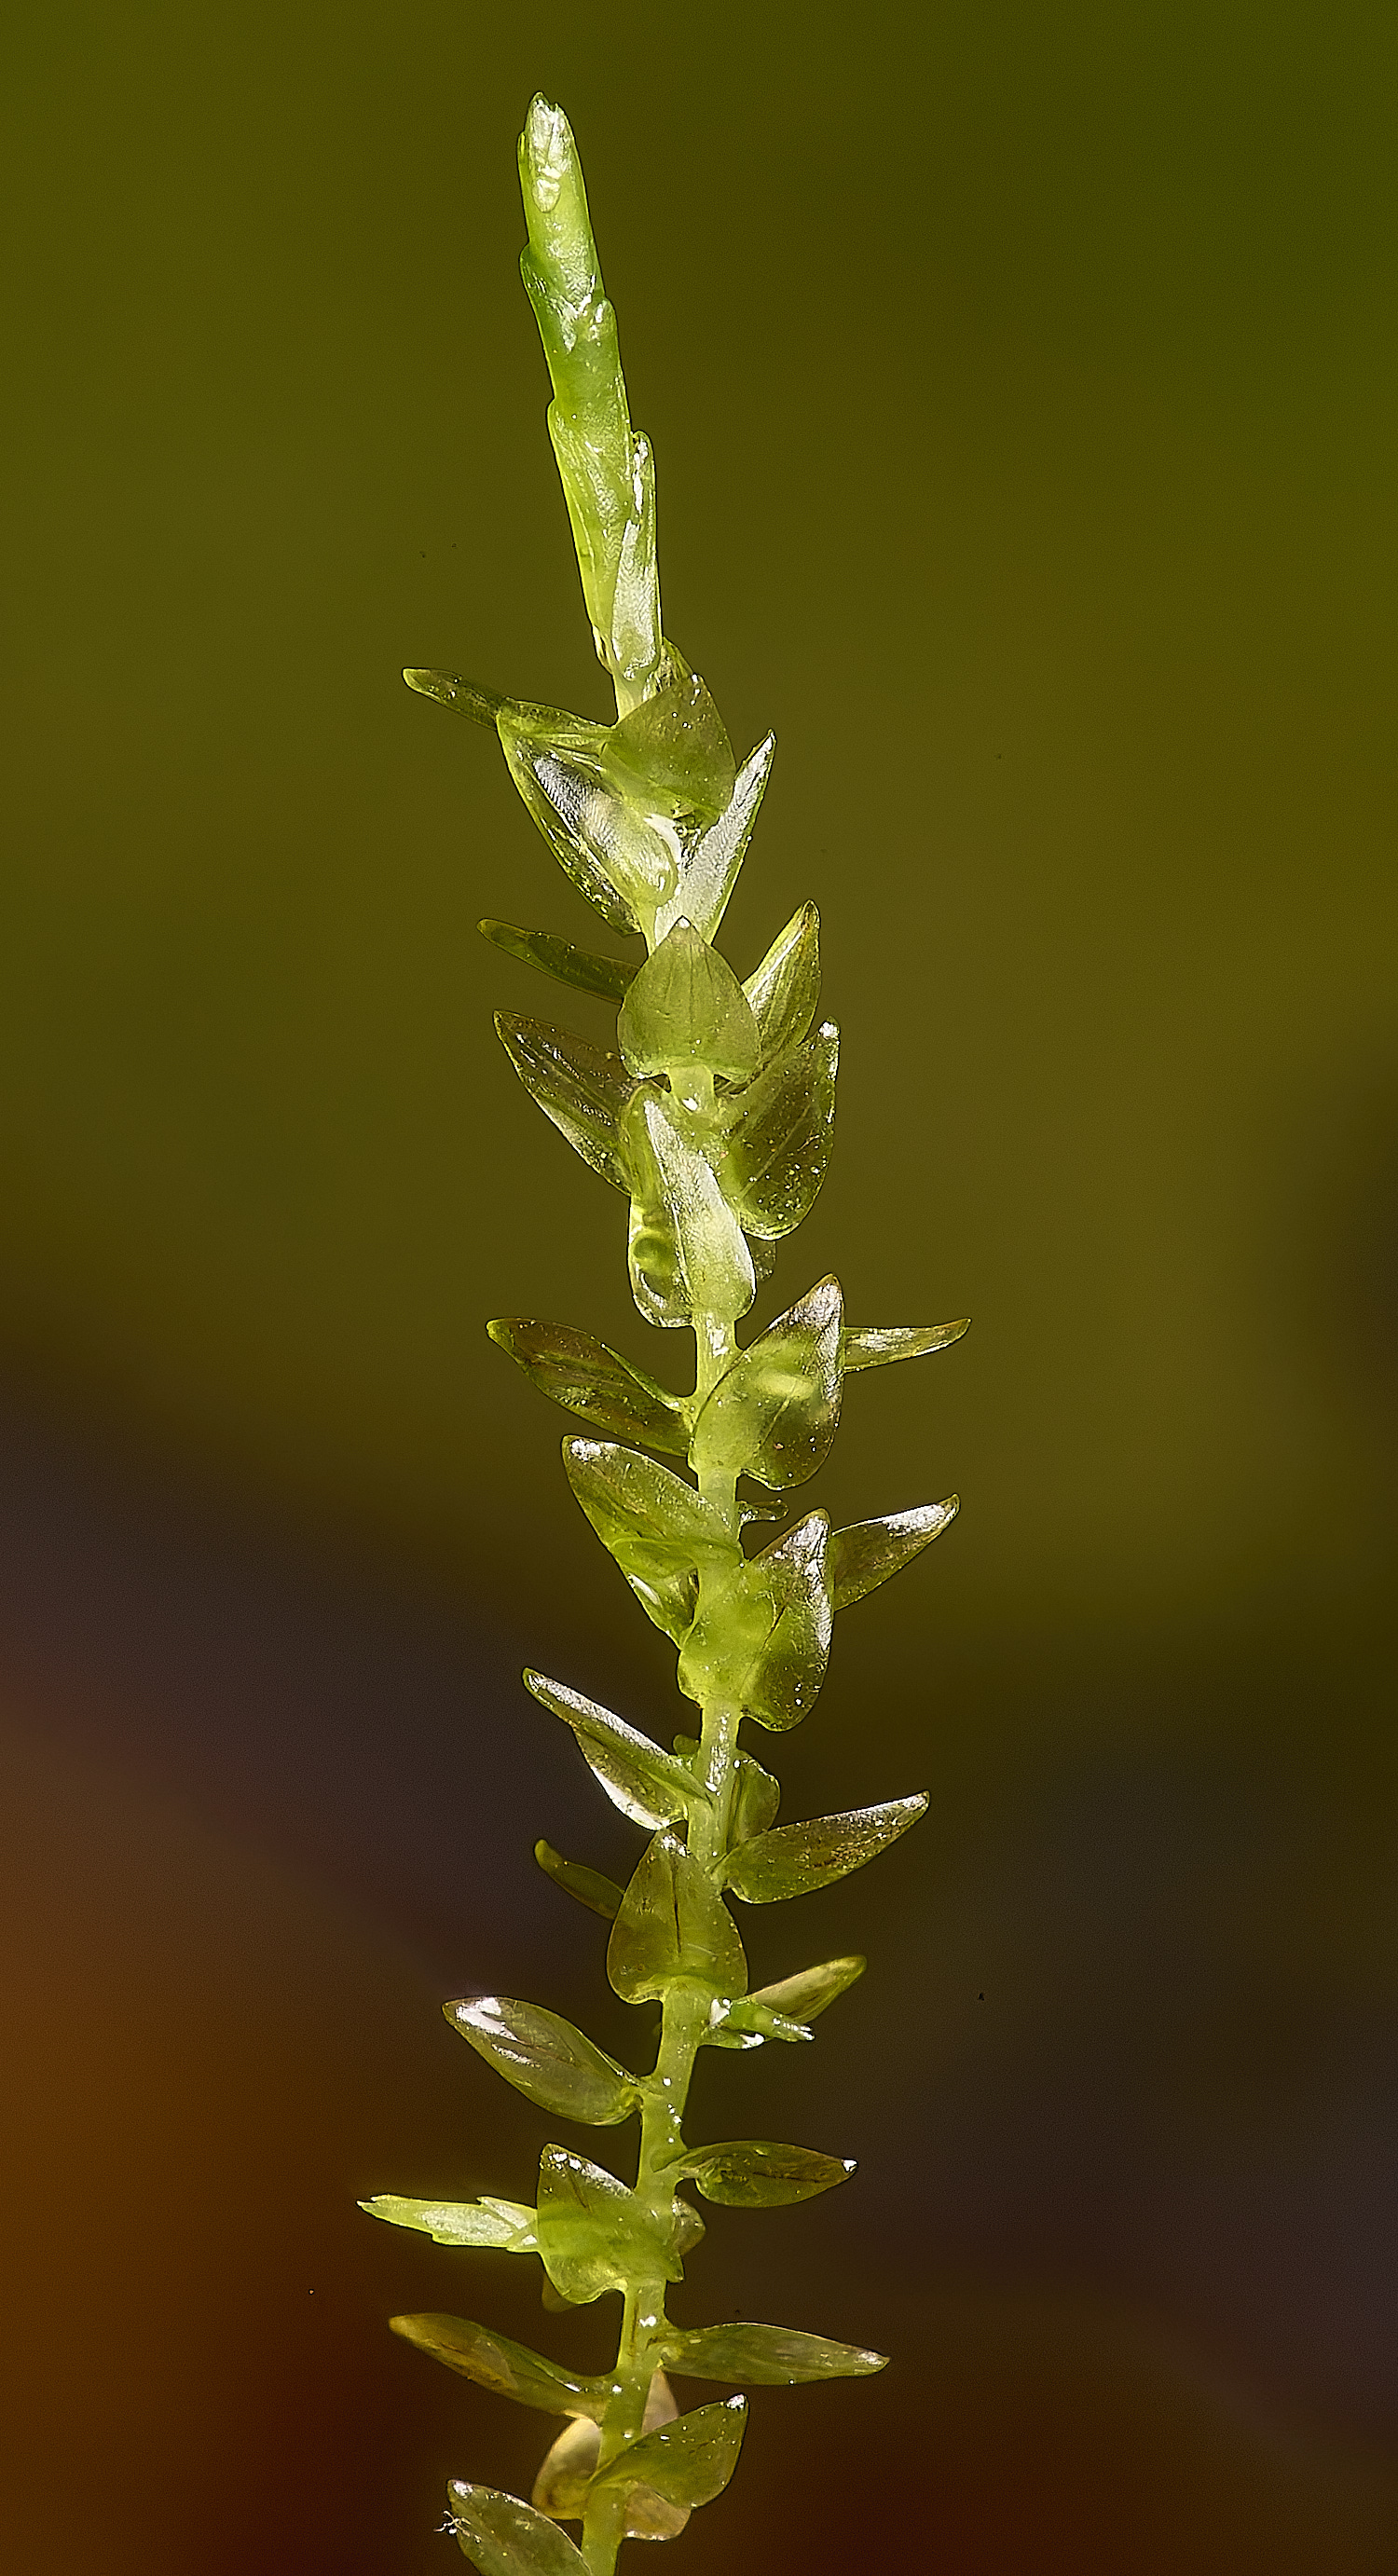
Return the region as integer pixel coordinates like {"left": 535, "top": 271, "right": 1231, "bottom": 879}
{"left": 532, "top": 2375, "right": 687, "bottom": 2539}
{"left": 601, "top": 661, "right": 735, "bottom": 827}
{"left": 618, "top": 922, "right": 760, "bottom": 1081}
{"left": 706, "top": 1994, "right": 812, "bottom": 2047}
{"left": 730, "top": 1749, "right": 781, "bottom": 1843}
{"left": 563, "top": 1438, "right": 735, "bottom": 1642}
{"left": 536, "top": 2145, "right": 685, "bottom": 2303}
{"left": 534, "top": 1842, "right": 624, "bottom": 1921}
{"left": 488, "top": 1319, "right": 687, "bottom": 1451}
{"left": 722, "top": 1794, "right": 929, "bottom": 1902}
{"left": 670, "top": 2194, "right": 706, "bottom": 2258}
{"left": 517, "top": 95, "right": 661, "bottom": 704}
{"left": 843, "top": 1318, "right": 970, "bottom": 1371}
{"left": 525, "top": 1671, "right": 704, "bottom": 1830}
{"left": 711, "top": 1022, "right": 839, "bottom": 1238}
{"left": 591, "top": 2395, "right": 747, "bottom": 2511}
{"left": 404, "top": 667, "right": 506, "bottom": 724}
{"left": 495, "top": 1014, "right": 636, "bottom": 1191}
{"left": 677, "top": 1511, "right": 831, "bottom": 1726}
{"left": 391, "top": 2314, "right": 609, "bottom": 2418}
{"left": 638, "top": 1094, "right": 756, "bottom": 1326}
{"left": 661, "top": 2323, "right": 887, "bottom": 2385}
{"left": 691, "top": 1278, "right": 843, "bottom": 1489}
{"left": 500, "top": 706, "right": 679, "bottom": 925}
{"left": 748, "top": 1954, "right": 866, "bottom": 2021}
{"left": 478, "top": 919, "right": 637, "bottom": 1003}
{"left": 608, "top": 1829, "right": 747, "bottom": 2005}
{"left": 362, "top": 2194, "right": 537, "bottom": 2250}
{"left": 445, "top": 1995, "right": 638, "bottom": 2126}
{"left": 742, "top": 903, "right": 821, "bottom": 1062}
{"left": 678, "top": 2140, "right": 855, "bottom": 2208}
{"left": 652, "top": 733, "right": 776, "bottom": 945}
{"left": 445, "top": 2478, "right": 591, "bottom": 2575}
{"left": 829, "top": 1499, "right": 958, "bottom": 1610}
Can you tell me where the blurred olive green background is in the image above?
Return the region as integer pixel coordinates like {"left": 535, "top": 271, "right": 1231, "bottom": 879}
{"left": 4, "top": 3, "right": 1397, "bottom": 2570}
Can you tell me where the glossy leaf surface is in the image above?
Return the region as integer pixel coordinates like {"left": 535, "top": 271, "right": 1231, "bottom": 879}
{"left": 392, "top": 2314, "right": 609, "bottom": 2418}
{"left": 619, "top": 921, "right": 759, "bottom": 1081}
{"left": 743, "top": 902, "right": 821, "bottom": 1061}
{"left": 661, "top": 2323, "right": 887, "bottom": 2384}
{"left": 747, "top": 1954, "right": 866, "bottom": 2021}
{"left": 843, "top": 1318, "right": 970, "bottom": 1370}
{"left": 488, "top": 1319, "right": 686, "bottom": 1451}
{"left": 563, "top": 1438, "right": 733, "bottom": 1641}
{"left": 651, "top": 733, "right": 775, "bottom": 944}
{"left": 525, "top": 1670, "right": 702, "bottom": 1830}
{"left": 607, "top": 1829, "right": 747, "bottom": 2005}
{"left": 536, "top": 2145, "right": 684, "bottom": 2303}
{"left": 363, "top": 2195, "right": 536, "bottom": 2250}
{"left": 639, "top": 1094, "right": 756, "bottom": 1326}
{"left": 531, "top": 2374, "right": 687, "bottom": 2539}
{"left": 739, "top": 1512, "right": 834, "bottom": 1727}
{"left": 602, "top": 659, "right": 735, "bottom": 825}
{"left": 477, "top": 918, "right": 637, "bottom": 1003}
{"left": 691, "top": 1278, "right": 843, "bottom": 1489}
{"left": 446, "top": 2479, "right": 591, "bottom": 2575}
{"left": 591, "top": 2395, "right": 747, "bottom": 2510}
{"left": 445, "top": 1995, "right": 638, "bottom": 2126}
{"left": 712, "top": 1021, "right": 839, "bottom": 1238}
{"left": 533, "top": 1842, "right": 624, "bottom": 1920}
{"left": 678, "top": 2140, "right": 855, "bottom": 2207}
{"left": 500, "top": 709, "right": 678, "bottom": 926}
{"left": 829, "top": 1499, "right": 958, "bottom": 1610}
{"left": 722, "top": 1794, "right": 929, "bottom": 1902}
{"left": 495, "top": 1014, "right": 635, "bottom": 1191}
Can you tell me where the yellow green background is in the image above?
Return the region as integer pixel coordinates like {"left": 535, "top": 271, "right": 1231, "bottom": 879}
{"left": 3, "top": 4, "right": 1396, "bottom": 2570}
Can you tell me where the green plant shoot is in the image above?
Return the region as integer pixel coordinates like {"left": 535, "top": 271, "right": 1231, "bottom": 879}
{"left": 365, "top": 96, "right": 967, "bottom": 2576}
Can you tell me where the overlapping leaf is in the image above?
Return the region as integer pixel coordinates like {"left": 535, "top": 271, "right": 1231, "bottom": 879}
{"left": 495, "top": 1013, "right": 636, "bottom": 1189}
{"left": 710, "top": 1021, "right": 839, "bottom": 1238}
{"left": 607, "top": 1829, "right": 747, "bottom": 2005}
{"left": 742, "top": 903, "right": 821, "bottom": 1062}
{"left": 445, "top": 1994, "right": 638, "bottom": 2126}
{"left": 590, "top": 2395, "right": 748, "bottom": 2511}
{"left": 363, "top": 2194, "right": 537, "bottom": 2250}
{"left": 651, "top": 734, "right": 775, "bottom": 944}
{"left": 632, "top": 1093, "right": 756, "bottom": 1327}
{"left": 618, "top": 921, "right": 760, "bottom": 1081}
{"left": 477, "top": 918, "right": 637, "bottom": 1003}
{"left": 691, "top": 1279, "right": 843, "bottom": 1489}
{"left": 536, "top": 2145, "right": 687, "bottom": 2304}
{"left": 722, "top": 1794, "right": 929, "bottom": 1902}
{"left": 531, "top": 2374, "right": 687, "bottom": 2540}
{"left": 563, "top": 1438, "right": 735, "bottom": 1642}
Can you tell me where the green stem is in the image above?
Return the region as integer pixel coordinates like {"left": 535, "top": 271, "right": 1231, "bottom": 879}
{"left": 582, "top": 1093, "right": 743, "bottom": 2575}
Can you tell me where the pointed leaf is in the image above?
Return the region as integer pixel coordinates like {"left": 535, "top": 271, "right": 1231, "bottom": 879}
{"left": 392, "top": 2315, "right": 609, "bottom": 2418}
{"left": 602, "top": 663, "right": 736, "bottom": 826}
{"left": 743, "top": 903, "right": 821, "bottom": 1062}
{"left": 445, "top": 2479, "right": 591, "bottom": 2575}
{"left": 638, "top": 1093, "right": 756, "bottom": 1326}
{"left": 619, "top": 922, "right": 760, "bottom": 1081}
{"left": 843, "top": 1319, "right": 970, "bottom": 1371}
{"left": 536, "top": 2145, "right": 685, "bottom": 2303}
{"left": 478, "top": 919, "right": 637, "bottom": 1003}
{"left": 591, "top": 2395, "right": 748, "bottom": 2511}
{"left": 534, "top": 1842, "right": 624, "bottom": 1921}
{"left": 563, "top": 1438, "right": 735, "bottom": 1642}
{"left": 404, "top": 667, "right": 505, "bottom": 723}
{"left": 677, "top": 2140, "right": 855, "bottom": 2208}
{"left": 661, "top": 2323, "right": 887, "bottom": 2385}
{"left": 691, "top": 1278, "right": 843, "bottom": 1490}
{"left": 748, "top": 1954, "right": 866, "bottom": 2021}
{"left": 829, "top": 1500, "right": 958, "bottom": 1610}
{"left": 722, "top": 1795, "right": 929, "bottom": 1902}
{"left": 532, "top": 2376, "right": 687, "bottom": 2538}
{"left": 652, "top": 733, "right": 776, "bottom": 944}
{"left": 488, "top": 1319, "right": 687, "bottom": 1451}
{"left": 707, "top": 1021, "right": 838, "bottom": 1240}
{"left": 731, "top": 1748, "right": 781, "bottom": 1843}
{"left": 495, "top": 1013, "right": 636, "bottom": 1190}
{"left": 525, "top": 1671, "right": 703, "bottom": 1829}
{"left": 608, "top": 1829, "right": 747, "bottom": 2005}
{"left": 362, "top": 2195, "right": 536, "bottom": 2250}
{"left": 677, "top": 1510, "right": 831, "bottom": 1726}
{"left": 445, "top": 1995, "right": 638, "bottom": 2126}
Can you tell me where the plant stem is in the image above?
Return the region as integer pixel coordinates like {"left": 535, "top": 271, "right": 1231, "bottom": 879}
{"left": 582, "top": 1085, "right": 743, "bottom": 2576}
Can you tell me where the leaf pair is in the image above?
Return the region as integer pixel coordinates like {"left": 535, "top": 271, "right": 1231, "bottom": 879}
{"left": 678, "top": 1510, "right": 832, "bottom": 1727}
{"left": 446, "top": 2397, "right": 747, "bottom": 2570}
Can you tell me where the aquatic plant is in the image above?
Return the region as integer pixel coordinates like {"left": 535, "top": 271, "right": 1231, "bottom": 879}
{"left": 365, "top": 95, "right": 966, "bottom": 2576}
